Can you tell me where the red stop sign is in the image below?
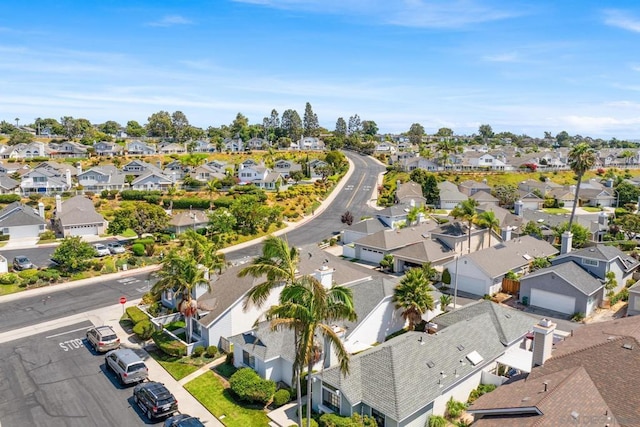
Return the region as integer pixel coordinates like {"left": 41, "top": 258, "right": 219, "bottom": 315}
{"left": 119, "top": 296, "right": 127, "bottom": 305}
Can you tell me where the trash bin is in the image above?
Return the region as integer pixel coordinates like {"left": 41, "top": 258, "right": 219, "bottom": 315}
{"left": 522, "top": 296, "right": 528, "bottom": 306}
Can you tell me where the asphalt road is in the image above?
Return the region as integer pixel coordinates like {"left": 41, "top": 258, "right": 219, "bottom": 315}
{"left": 224, "top": 150, "right": 385, "bottom": 262}
{"left": 0, "top": 271, "right": 156, "bottom": 333}
{"left": 0, "top": 321, "right": 160, "bottom": 426}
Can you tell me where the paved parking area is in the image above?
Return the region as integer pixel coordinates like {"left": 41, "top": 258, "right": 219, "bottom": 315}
{"left": 0, "top": 321, "right": 162, "bottom": 427}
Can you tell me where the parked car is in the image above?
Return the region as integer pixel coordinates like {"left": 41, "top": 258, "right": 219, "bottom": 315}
{"left": 164, "top": 414, "right": 205, "bottom": 427}
{"left": 86, "top": 325, "right": 120, "bottom": 353}
{"left": 133, "top": 381, "right": 178, "bottom": 421}
{"left": 105, "top": 348, "right": 148, "bottom": 385}
{"left": 12, "top": 256, "right": 34, "bottom": 271}
{"left": 93, "top": 243, "right": 110, "bottom": 257}
{"left": 106, "top": 241, "right": 126, "bottom": 254}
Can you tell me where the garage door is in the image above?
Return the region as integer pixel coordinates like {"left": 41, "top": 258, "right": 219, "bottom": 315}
{"left": 68, "top": 226, "right": 98, "bottom": 236}
{"left": 8, "top": 225, "right": 39, "bottom": 239}
{"left": 359, "top": 247, "right": 383, "bottom": 264}
{"left": 457, "top": 274, "right": 486, "bottom": 296}
{"left": 530, "top": 288, "right": 575, "bottom": 314}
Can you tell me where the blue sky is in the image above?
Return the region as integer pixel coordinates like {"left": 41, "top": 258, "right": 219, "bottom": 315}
{"left": 2, "top": 0, "right": 640, "bottom": 139}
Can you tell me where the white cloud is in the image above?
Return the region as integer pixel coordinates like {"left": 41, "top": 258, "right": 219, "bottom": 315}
{"left": 603, "top": 9, "right": 640, "bottom": 32}
{"left": 147, "top": 15, "right": 193, "bottom": 27}
{"left": 232, "top": 0, "right": 525, "bottom": 28}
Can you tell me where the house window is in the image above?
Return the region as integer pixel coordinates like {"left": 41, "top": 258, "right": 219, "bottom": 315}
{"left": 242, "top": 350, "right": 255, "bottom": 368}
{"left": 322, "top": 384, "right": 340, "bottom": 412}
{"left": 371, "top": 408, "right": 385, "bottom": 427}
{"left": 582, "top": 259, "right": 599, "bottom": 267}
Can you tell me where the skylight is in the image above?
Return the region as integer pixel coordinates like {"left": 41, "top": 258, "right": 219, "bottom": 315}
{"left": 466, "top": 351, "right": 484, "bottom": 366}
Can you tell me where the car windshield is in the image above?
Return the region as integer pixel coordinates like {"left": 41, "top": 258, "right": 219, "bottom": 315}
{"left": 16, "top": 257, "right": 28, "bottom": 263}
{"left": 156, "top": 395, "right": 175, "bottom": 406}
{"left": 95, "top": 245, "right": 106, "bottom": 249}
{"left": 101, "top": 334, "right": 117, "bottom": 341}
{"left": 178, "top": 418, "right": 204, "bottom": 426}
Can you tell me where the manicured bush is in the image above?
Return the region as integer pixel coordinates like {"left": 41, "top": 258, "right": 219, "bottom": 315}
{"left": 229, "top": 368, "right": 276, "bottom": 405}
{"left": 132, "top": 319, "right": 154, "bottom": 340}
{"left": 125, "top": 306, "right": 148, "bottom": 324}
{"left": 442, "top": 269, "right": 451, "bottom": 285}
{"left": 0, "top": 194, "right": 21, "bottom": 204}
{"left": 468, "top": 384, "right": 497, "bottom": 403}
{"left": 192, "top": 346, "right": 205, "bottom": 357}
{"left": 152, "top": 330, "right": 187, "bottom": 357}
{"left": 37, "top": 269, "right": 61, "bottom": 283}
{"left": 445, "top": 397, "right": 466, "bottom": 419}
{"left": 131, "top": 243, "right": 145, "bottom": 256}
{"left": 164, "top": 197, "right": 210, "bottom": 210}
{"left": 206, "top": 346, "right": 218, "bottom": 358}
{"left": 0, "top": 273, "right": 19, "bottom": 285}
{"left": 121, "top": 190, "right": 162, "bottom": 201}
{"left": 18, "top": 269, "right": 39, "bottom": 280}
{"left": 318, "top": 413, "right": 376, "bottom": 427}
{"left": 212, "top": 196, "right": 234, "bottom": 209}
{"left": 0, "top": 235, "right": 10, "bottom": 241}
{"left": 272, "top": 388, "right": 291, "bottom": 407}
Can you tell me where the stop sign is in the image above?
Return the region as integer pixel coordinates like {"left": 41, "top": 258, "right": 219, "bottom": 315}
{"left": 119, "top": 296, "right": 127, "bottom": 305}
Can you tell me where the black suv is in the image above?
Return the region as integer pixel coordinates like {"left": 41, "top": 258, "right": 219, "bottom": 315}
{"left": 133, "top": 381, "right": 178, "bottom": 420}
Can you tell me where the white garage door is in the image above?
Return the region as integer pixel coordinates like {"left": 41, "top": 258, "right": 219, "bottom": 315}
{"left": 457, "top": 274, "right": 486, "bottom": 296}
{"left": 8, "top": 225, "right": 40, "bottom": 239}
{"left": 68, "top": 225, "right": 98, "bottom": 236}
{"left": 530, "top": 288, "right": 576, "bottom": 314}
{"left": 359, "top": 247, "right": 384, "bottom": 264}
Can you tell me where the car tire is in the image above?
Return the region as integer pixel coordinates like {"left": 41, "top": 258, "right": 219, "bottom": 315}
{"left": 134, "top": 394, "right": 139, "bottom": 404}
{"left": 146, "top": 408, "right": 153, "bottom": 420}
{"left": 119, "top": 374, "right": 125, "bottom": 386}
{"left": 105, "top": 360, "right": 111, "bottom": 372}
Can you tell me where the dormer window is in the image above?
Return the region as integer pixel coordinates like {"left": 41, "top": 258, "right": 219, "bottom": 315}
{"left": 582, "top": 259, "right": 598, "bottom": 267}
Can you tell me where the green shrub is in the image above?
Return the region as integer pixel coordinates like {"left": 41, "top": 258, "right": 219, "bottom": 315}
{"left": 428, "top": 415, "right": 447, "bottom": 427}
{"left": 468, "top": 384, "right": 497, "bottom": 403}
{"left": 229, "top": 368, "right": 276, "bottom": 405}
{"left": 125, "top": 306, "right": 148, "bottom": 324}
{"left": 132, "top": 319, "right": 155, "bottom": 340}
{"left": 164, "top": 197, "right": 210, "bottom": 210}
{"left": 618, "top": 240, "right": 637, "bottom": 252}
{"left": 0, "top": 234, "right": 10, "bottom": 241}
{"left": 192, "top": 346, "right": 205, "bottom": 357}
{"left": 0, "top": 194, "right": 21, "bottom": 204}
{"left": 272, "top": 389, "right": 291, "bottom": 407}
{"left": 445, "top": 397, "right": 466, "bottom": 419}
{"left": 121, "top": 190, "right": 163, "bottom": 201}
{"left": 212, "top": 196, "right": 234, "bottom": 209}
{"left": 131, "top": 243, "right": 145, "bottom": 256}
{"left": 290, "top": 421, "right": 318, "bottom": 427}
{"left": 206, "top": 346, "right": 218, "bottom": 358}
{"left": 18, "top": 269, "right": 39, "bottom": 280}
{"left": 133, "top": 237, "right": 155, "bottom": 246}
{"left": 318, "top": 413, "right": 376, "bottom": 427}
{"left": 0, "top": 273, "right": 19, "bottom": 285}
{"left": 39, "top": 230, "right": 56, "bottom": 241}
{"left": 152, "top": 330, "right": 187, "bottom": 357}
{"left": 442, "top": 268, "right": 451, "bottom": 285}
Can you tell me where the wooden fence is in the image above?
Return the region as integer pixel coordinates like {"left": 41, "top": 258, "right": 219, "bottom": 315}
{"left": 501, "top": 278, "right": 521, "bottom": 295}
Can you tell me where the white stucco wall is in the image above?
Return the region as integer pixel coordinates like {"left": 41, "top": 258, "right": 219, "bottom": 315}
{"left": 343, "top": 299, "right": 405, "bottom": 354}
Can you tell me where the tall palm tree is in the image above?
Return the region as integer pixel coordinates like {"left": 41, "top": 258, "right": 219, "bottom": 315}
{"left": 180, "top": 228, "right": 226, "bottom": 274}
{"left": 238, "top": 235, "right": 304, "bottom": 426}
{"left": 567, "top": 143, "right": 597, "bottom": 230}
{"left": 392, "top": 268, "right": 435, "bottom": 330}
{"left": 451, "top": 198, "right": 479, "bottom": 254}
{"left": 151, "top": 251, "right": 209, "bottom": 343}
{"left": 477, "top": 210, "right": 500, "bottom": 247}
{"left": 265, "top": 276, "right": 356, "bottom": 427}
{"left": 436, "top": 139, "right": 456, "bottom": 170}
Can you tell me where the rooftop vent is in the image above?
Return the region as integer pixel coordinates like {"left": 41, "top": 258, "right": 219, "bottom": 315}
{"left": 426, "top": 361, "right": 435, "bottom": 368}
{"left": 623, "top": 343, "right": 634, "bottom": 350}
{"left": 456, "top": 344, "right": 465, "bottom": 351}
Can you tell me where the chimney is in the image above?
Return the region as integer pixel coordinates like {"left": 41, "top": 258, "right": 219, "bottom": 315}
{"left": 560, "top": 231, "right": 572, "bottom": 254}
{"left": 76, "top": 164, "right": 82, "bottom": 175}
{"left": 55, "top": 195, "right": 62, "bottom": 214}
{"left": 514, "top": 200, "right": 524, "bottom": 216}
{"left": 569, "top": 185, "right": 576, "bottom": 195}
{"left": 65, "top": 169, "right": 71, "bottom": 187}
{"left": 501, "top": 226, "right": 512, "bottom": 242}
{"left": 598, "top": 211, "right": 608, "bottom": 226}
{"left": 156, "top": 161, "right": 162, "bottom": 169}
{"left": 314, "top": 265, "right": 334, "bottom": 289}
{"left": 38, "top": 202, "right": 45, "bottom": 219}
{"left": 532, "top": 318, "right": 556, "bottom": 367}
{"left": 605, "top": 178, "right": 614, "bottom": 188}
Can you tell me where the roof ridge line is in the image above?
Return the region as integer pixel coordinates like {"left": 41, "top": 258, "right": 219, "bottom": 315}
{"left": 550, "top": 334, "right": 626, "bottom": 361}
{"left": 529, "top": 366, "right": 588, "bottom": 427}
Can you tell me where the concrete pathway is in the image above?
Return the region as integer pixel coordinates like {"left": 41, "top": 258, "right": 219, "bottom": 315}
{"left": 178, "top": 357, "right": 227, "bottom": 386}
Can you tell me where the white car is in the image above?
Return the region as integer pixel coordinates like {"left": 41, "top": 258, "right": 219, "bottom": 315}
{"left": 93, "top": 243, "right": 110, "bottom": 257}
{"left": 106, "top": 242, "right": 126, "bottom": 254}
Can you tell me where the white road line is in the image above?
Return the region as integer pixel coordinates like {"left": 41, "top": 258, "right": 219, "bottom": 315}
{"left": 45, "top": 326, "right": 89, "bottom": 339}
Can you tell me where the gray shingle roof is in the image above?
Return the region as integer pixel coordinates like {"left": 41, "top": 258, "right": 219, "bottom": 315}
{"left": 391, "top": 240, "right": 454, "bottom": 264}
{"left": 353, "top": 222, "right": 437, "bottom": 251}
{"left": 320, "top": 310, "right": 524, "bottom": 422}
{"left": 346, "top": 218, "right": 386, "bottom": 235}
{"left": 228, "top": 321, "right": 297, "bottom": 363}
{"left": 0, "top": 202, "right": 45, "bottom": 227}
{"left": 521, "top": 261, "right": 603, "bottom": 296}
{"left": 57, "top": 196, "right": 105, "bottom": 226}
{"left": 463, "top": 236, "right": 558, "bottom": 279}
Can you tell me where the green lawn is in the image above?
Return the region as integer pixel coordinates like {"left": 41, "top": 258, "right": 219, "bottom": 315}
{"left": 0, "top": 283, "right": 22, "bottom": 296}
{"left": 542, "top": 208, "right": 571, "bottom": 214}
{"left": 147, "top": 350, "right": 202, "bottom": 380}
{"left": 184, "top": 371, "right": 270, "bottom": 427}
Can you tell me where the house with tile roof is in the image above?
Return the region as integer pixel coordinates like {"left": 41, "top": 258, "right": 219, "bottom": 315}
{"left": 443, "top": 236, "right": 558, "bottom": 297}
{"left": 53, "top": 195, "right": 107, "bottom": 237}
{"left": 0, "top": 202, "right": 47, "bottom": 239}
{"left": 468, "top": 315, "right": 640, "bottom": 426}
{"left": 311, "top": 301, "right": 539, "bottom": 426}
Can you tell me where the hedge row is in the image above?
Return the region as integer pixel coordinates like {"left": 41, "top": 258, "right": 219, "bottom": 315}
{"left": 152, "top": 330, "right": 186, "bottom": 357}
{"left": 0, "top": 194, "right": 21, "bottom": 204}
{"left": 120, "top": 190, "right": 162, "bottom": 201}
{"left": 162, "top": 197, "right": 210, "bottom": 210}
{"left": 125, "top": 306, "right": 148, "bottom": 324}
{"left": 132, "top": 319, "right": 154, "bottom": 340}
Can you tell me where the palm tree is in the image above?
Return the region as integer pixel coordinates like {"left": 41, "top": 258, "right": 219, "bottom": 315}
{"left": 406, "top": 205, "right": 422, "bottom": 226}
{"left": 180, "top": 228, "right": 226, "bottom": 274}
{"left": 265, "top": 276, "right": 356, "bottom": 427}
{"left": 421, "top": 262, "right": 438, "bottom": 282}
{"left": 151, "top": 251, "right": 209, "bottom": 343}
{"left": 436, "top": 139, "right": 456, "bottom": 169}
{"left": 477, "top": 210, "right": 500, "bottom": 247}
{"left": 392, "top": 268, "right": 435, "bottom": 330}
{"left": 439, "top": 294, "right": 452, "bottom": 312}
{"left": 567, "top": 143, "right": 597, "bottom": 230}
{"left": 206, "top": 179, "right": 218, "bottom": 204}
{"left": 451, "top": 198, "right": 479, "bottom": 254}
